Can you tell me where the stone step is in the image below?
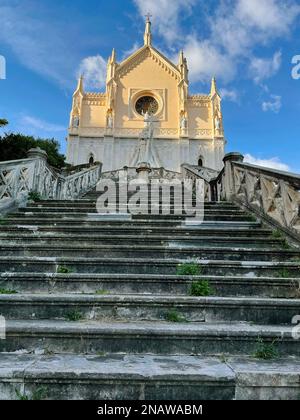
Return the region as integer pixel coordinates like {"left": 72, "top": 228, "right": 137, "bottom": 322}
{"left": 0, "top": 353, "right": 299, "bottom": 400}
{"left": 0, "top": 294, "right": 299, "bottom": 324}
{"left": 3, "top": 220, "right": 263, "bottom": 230}
{"left": 0, "top": 244, "right": 298, "bottom": 261}
{"left": 0, "top": 234, "right": 284, "bottom": 249}
{"left": 1, "top": 273, "right": 298, "bottom": 298}
{"left": 9, "top": 212, "right": 255, "bottom": 222}
{"left": 0, "top": 320, "right": 297, "bottom": 356}
{"left": 0, "top": 226, "right": 271, "bottom": 239}
{"left": 29, "top": 201, "right": 241, "bottom": 210}
{"left": 1, "top": 256, "right": 299, "bottom": 276}
{"left": 0, "top": 353, "right": 236, "bottom": 401}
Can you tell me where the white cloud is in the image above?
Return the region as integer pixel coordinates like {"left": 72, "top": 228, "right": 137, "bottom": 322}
{"left": 20, "top": 116, "right": 65, "bottom": 133}
{"left": 236, "top": 0, "right": 300, "bottom": 34}
{"left": 219, "top": 88, "right": 239, "bottom": 103}
{"left": 0, "top": 3, "right": 78, "bottom": 88}
{"left": 183, "top": 38, "right": 236, "bottom": 84}
{"left": 244, "top": 154, "right": 290, "bottom": 172}
{"left": 78, "top": 55, "right": 107, "bottom": 90}
{"left": 250, "top": 51, "right": 282, "bottom": 83}
{"left": 262, "top": 95, "right": 282, "bottom": 113}
{"left": 133, "top": 0, "right": 196, "bottom": 44}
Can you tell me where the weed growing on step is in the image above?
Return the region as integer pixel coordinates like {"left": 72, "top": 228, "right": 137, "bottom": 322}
{"left": 189, "top": 280, "right": 214, "bottom": 297}
{"left": 278, "top": 268, "right": 293, "bottom": 278}
{"left": 65, "top": 310, "right": 83, "bottom": 322}
{"left": 28, "top": 191, "right": 42, "bottom": 202}
{"left": 95, "top": 290, "right": 108, "bottom": 295}
{"left": 271, "top": 230, "right": 283, "bottom": 239}
{"left": 253, "top": 338, "right": 279, "bottom": 360}
{"left": 177, "top": 263, "right": 202, "bottom": 276}
{"left": 247, "top": 213, "right": 257, "bottom": 222}
{"left": 57, "top": 265, "right": 73, "bottom": 274}
{"left": 0, "top": 288, "right": 17, "bottom": 294}
{"left": 15, "top": 387, "right": 47, "bottom": 400}
{"left": 165, "top": 309, "right": 187, "bottom": 323}
{"left": 0, "top": 217, "right": 7, "bottom": 226}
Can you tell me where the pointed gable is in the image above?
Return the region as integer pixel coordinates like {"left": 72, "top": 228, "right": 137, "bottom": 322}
{"left": 116, "top": 45, "right": 181, "bottom": 82}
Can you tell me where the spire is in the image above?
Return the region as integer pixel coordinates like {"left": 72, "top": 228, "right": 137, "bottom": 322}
{"left": 144, "top": 13, "right": 152, "bottom": 46}
{"left": 74, "top": 74, "right": 84, "bottom": 95}
{"left": 179, "top": 50, "right": 184, "bottom": 67}
{"left": 210, "top": 77, "right": 218, "bottom": 97}
{"left": 111, "top": 48, "right": 116, "bottom": 63}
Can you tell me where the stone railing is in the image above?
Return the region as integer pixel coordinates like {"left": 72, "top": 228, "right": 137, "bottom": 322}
{"left": 181, "top": 164, "right": 220, "bottom": 201}
{"left": 101, "top": 167, "right": 182, "bottom": 183}
{"left": 222, "top": 153, "right": 300, "bottom": 241}
{"left": 0, "top": 148, "right": 102, "bottom": 214}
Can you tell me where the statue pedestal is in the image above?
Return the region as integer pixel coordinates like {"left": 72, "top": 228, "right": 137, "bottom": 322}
{"left": 136, "top": 162, "right": 152, "bottom": 183}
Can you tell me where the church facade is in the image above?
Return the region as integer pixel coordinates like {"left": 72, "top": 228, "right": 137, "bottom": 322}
{"left": 66, "top": 18, "right": 226, "bottom": 173}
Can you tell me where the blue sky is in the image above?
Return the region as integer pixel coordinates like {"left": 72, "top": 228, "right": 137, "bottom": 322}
{"left": 0, "top": 0, "right": 300, "bottom": 172}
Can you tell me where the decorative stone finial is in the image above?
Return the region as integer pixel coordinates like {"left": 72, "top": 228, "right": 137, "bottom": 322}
{"left": 144, "top": 13, "right": 152, "bottom": 46}
{"left": 27, "top": 147, "right": 48, "bottom": 160}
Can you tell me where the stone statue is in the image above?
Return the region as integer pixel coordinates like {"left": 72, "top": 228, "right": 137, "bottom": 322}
{"left": 214, "top": 115, "right": 220, "bottom": 131}
{"left": 180, "top": 114, "right": 187, "bottom": 130}
{"left": 107, "top": 112, "right": 113, "bottom": 129}
{"left": 72, "top": 115, "right": 80, "bottom": 128}
{"left": 129, "top": 111, "right": 161, "bottom": 167}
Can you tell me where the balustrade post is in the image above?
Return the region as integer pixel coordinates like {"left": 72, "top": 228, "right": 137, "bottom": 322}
{"left": 223, "top": 152, "right": 244, "bottom": 201}
{"left": 27, "top": 148, "right": 48, "bottom": 194}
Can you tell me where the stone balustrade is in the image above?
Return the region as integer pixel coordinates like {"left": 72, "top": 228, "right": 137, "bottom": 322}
{"left": 0, "top": 148, "right": 102, "bottom": 214}
{"left": 222, "top": 153, "right": 300, "bottom": 241}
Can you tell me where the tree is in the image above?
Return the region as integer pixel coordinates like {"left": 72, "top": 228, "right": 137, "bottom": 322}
{"left": 0, "top": 119, "right": 8, "bottom": 127}
{"left": 0, "top": 133, "right": 65, "bottom": 168}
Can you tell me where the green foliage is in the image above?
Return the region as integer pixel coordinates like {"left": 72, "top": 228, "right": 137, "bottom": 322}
{"left": 66, "top": 310, "right": 83, "bottom": 322}
{"left": 0, "top": 133, "right": 65, "bottom": 168}
{"left": 0, "top": 217, "right": 7, "bottom": 226}
{"left": 95, "top": 290, "right": 108, "bottom": 295}
{"left": 189, "top": 280, "right": 214, "bottom": 297}
{"left": 0, "top": 119, "right": 8, "bottom": 127}
{"left": 253, "top": 338, "right": 279, "bottom": 360}
{"left": 57, "top": 265, "right": 73, "bottom": 274}
{"left": 0, "top": 288, "right": 17, "bottom": 294}
{"left": 278, "top": 268, "right": 293, "bottom": 278}
{"left": 176, "top": 263, "right": 202, "bottom": 276}
{"left": 15, "top": 387, "right": 47, "bottom": 401}
{"left": 271, "top": 229, "right": 283, "bottom": 239}
{"left": 165, "top": 309, "right": 187, "bottom": 323}
{"left": 15, "top": 389, "right": 29, "bottom": 400}
{"left": 28, "top": 191, "right": 42, "bottom": 202}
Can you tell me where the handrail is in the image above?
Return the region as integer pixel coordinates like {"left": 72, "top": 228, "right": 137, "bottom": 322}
{"left": 223, "top": 153, "right": 300, "bottom": 241}
{"left": 0, "top": 148, "right": 102, "bottom": 214}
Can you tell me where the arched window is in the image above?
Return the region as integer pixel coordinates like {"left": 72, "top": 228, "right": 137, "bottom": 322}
{"left": 198, "top": 157, "right": 204, "bottom": 167}
{"left": 89, "top": 154, "right": 94, "bottom": 165}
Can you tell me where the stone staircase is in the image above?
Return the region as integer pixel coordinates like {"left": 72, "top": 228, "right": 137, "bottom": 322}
{"left": 0, "top": 186, "right": 300, "bottom": 400}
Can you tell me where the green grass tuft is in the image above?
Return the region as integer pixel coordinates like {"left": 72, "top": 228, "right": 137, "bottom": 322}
{"left": 57, "top": 265, "right": 73, "bottom": 274}
{"left": 177, "top": 263, "right": 202, "bottom": 276}
{"left": 189, "top": 280, "right": 214, "bottom": 297}
{"left": 15, "top": 387, "right": 47, "bottom": 400}
{"left": 65, "top": 310, "right": 83, "bottom": 322}
{"left": 253, "top": 338, "right": 279, "bottom": 360}
{"left": 28, "top": 191, "right": 42, "bottom": 202}
{"left": 0, "top": 288, "right": 17, "bottom": 295}
{"left": 95, "top": 290, "right": 108, "bottom": 295}
{"left": 165, "top": 309, "right": 187, "bottom": 323}
{"left": 278, "top": 268, "right": 293, "bottom": 278}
